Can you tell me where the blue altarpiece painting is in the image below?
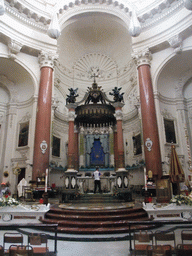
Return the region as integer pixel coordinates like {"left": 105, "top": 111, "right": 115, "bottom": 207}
{"left": 85, "top": 134, "right": 109, "bottom": 167}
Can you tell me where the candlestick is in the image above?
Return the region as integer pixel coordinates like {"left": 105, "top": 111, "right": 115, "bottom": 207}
{"left": 45, "top": 168, "right": 48, "bottom": 193}
{"left": 144, "top": 167, "right": 147, "bottom": 191}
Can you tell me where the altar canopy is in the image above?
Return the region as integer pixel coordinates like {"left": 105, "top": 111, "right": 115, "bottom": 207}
{"left": 169, "top": 145, "right": 185, "bottom": 183}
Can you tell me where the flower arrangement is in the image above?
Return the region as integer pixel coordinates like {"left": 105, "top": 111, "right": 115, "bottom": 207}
{"left": 0, "top": 196, "right": 19, "bottom": 207}
{"left": 0, "top": 188, "right": 19, "bottom": 207}
{"left": 170, "top": 193, "right": 192, "bottom": 206}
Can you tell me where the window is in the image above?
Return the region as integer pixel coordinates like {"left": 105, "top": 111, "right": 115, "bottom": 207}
{"left": 52, "top": 136, "right": 61, "bottom": 157}
{"left": 18, "top": 122, "right": 29, "bottom": 147}
{"left": 164, "top": 119, "right": 176, "bottom": 144}
{"left": 132, "top": 134, "right": 142, "bottom": 155}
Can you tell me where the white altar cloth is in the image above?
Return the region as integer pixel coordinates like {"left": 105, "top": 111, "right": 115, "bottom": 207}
{"left": 0, "top": 203, "right": 50, "bottom": 223}
{"left": 143, "top": 203, "right": 192, "bottom": 220}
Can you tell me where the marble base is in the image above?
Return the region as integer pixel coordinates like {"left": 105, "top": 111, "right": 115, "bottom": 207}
{"left": 143, "top": 202, "right": 192, "bottom": 220}
{"left": 0, "top": 203, "right": 50, "bottom": 223}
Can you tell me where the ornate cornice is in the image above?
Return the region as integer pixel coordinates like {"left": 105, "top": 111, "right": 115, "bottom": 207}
{"left": 4, "top": 0, "right": 185, "bottom": 34}
{"left": 138, "top": 1, "right": 183, "bottom": 31}
{"left": 5, "top": 1, "right": 49, "bottom": 32}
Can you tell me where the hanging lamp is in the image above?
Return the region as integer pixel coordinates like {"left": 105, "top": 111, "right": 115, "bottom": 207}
{"left": 47, "top": 12, "right": 61, "bottom": 39}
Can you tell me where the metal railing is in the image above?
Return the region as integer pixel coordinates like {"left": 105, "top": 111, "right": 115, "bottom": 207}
{"left": 0, "top": 223, "right": 58, "bottom": 255}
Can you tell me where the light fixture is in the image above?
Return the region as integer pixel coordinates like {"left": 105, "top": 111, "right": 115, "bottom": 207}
{"left": 184, "top": 0, "right": 192, "bottom": 10}
{"left": 47, "top": 13, "right": 61, "bottom": 39}
{"left": 0, "top": 0, "right": 5, "bottom": 16}
{"left": 128, "top": 10, "right": 141, "bottom": 37}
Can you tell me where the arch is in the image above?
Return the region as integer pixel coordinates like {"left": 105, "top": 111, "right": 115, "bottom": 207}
{"left": 0, "top": 56, "right": 39, "bottom": 99}
{"left": 153, "top": 48, "right": 192, "bottom": 98}
{"left": 59, "top": 3, "right": 131, "bottom": 32}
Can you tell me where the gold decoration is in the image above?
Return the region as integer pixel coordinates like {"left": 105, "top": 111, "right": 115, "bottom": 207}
{"left": 3, "top": 171, "right": 9, "bottom": 178}
{"left": 13, "top": 163, "right": 21, "bottom": 175}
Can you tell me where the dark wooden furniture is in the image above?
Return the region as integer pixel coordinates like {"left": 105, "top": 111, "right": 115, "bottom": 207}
{"left": 9, "top": 245, "right": 33, "bottom": 256}
{"left": 133, "top": 230, "right": 153, "bottom": 255}
{"left": 147, "top": 245, "right": 172, "bottom": 256}
{"left": 28, "top": 233, "right": 48, "bottom": 256}
{"left": 3, "top": 232, "right": 23, "bottom": 254}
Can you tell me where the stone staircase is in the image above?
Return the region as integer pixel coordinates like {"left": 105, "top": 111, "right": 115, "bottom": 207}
{"left": 40, "top": 194, "right": 151, "bottom": 234}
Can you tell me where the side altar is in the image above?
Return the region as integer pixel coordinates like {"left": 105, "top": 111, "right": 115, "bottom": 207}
{"left": 0, "top": 203, "right": 50, "bottom": 223}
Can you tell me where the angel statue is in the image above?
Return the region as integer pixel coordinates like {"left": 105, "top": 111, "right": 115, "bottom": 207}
{"left": 66, "top": 88, "right": 79, "bottom": 104}
{"left": 109, "top": 87, "right": 124, "bottom": 102}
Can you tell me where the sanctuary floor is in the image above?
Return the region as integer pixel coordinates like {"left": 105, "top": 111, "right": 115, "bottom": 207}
{"left": 4, "top": 193, "right": 188, "bottom": 256}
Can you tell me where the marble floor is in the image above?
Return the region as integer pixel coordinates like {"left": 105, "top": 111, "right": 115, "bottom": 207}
{"left": 1, "top": 194, "right": 191, "bottom": 256}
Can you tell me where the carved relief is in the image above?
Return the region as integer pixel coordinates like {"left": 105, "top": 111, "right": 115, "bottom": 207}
{"left": 74, "top": 53, "right": 117, "bottom": 80}
{"left": 19, "top": 112, "right": 31, "bottom": 123}
{"left": 168, "top": 34, "right": 182, "bottom": 53}
{"left": 161, "top": 109, "right": 174, "bottom": 119}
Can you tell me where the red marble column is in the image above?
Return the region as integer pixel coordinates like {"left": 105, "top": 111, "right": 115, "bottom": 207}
{"left": 133, "top": 50, "right": 162, "bottom": 179}
{"left": 114, "top": 103, "right": 125, "bottom": 171}
{"left": 74, "top": 128, "right": 79, "bottom": 171}
{"left": 114, "top": 130, "right": 118, "bottom": 169}
{"left": 66, "top": 104, "right": 77, "bottom": 171}
{"left": 32, "top": 52, "right": 56, "bottom": 180}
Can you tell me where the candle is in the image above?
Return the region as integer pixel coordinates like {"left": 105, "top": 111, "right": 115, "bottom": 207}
{"left": 144, "top": 167, "right": 147, "bottom": 191}
{"left": 45, "top": 168, "right": 48, "bottom": 193}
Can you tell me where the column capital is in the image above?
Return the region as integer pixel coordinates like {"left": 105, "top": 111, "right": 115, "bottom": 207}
{"left": 132, "top": 48, "right": 152, "bottom": 68}
{"left": 115, "top": 109, "right": 123, "bottom": 121}
{"left": 66, "top": 103, "right": 78, "bottom": 121}
{"left": 113, "top": 102, "right": 124, "bottom": 109}
{"left": 38, "top": 51, "right": 58, "bottom": 69}
{"left": 66, "top": 103, "right": 78, "bottom": 111}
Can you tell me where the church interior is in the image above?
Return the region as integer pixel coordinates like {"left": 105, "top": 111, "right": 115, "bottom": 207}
{"left": 0, "top": 0, "right": 192, "bottom": 254}
{"left": 0, "top": 0, "right": 192, "bottom": 197}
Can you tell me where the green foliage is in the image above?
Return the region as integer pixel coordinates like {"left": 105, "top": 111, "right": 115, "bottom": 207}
{"left": 170, "top": 193, "right": 192, "bottom": 206}
{"left": 0, "top": 196, "right": 19, "bottom": 207}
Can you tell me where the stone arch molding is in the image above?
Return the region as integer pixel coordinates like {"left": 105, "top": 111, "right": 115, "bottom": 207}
{"left": 153, "top": 49, "right": 192, "bottom": 95}
{"left": 59, "top": 2, "right": 131, "bottom": 31}
{"left": 176, "top": 69, "right": 192, "bottom": 98}
{"left": 0, "top": 75, "right": 16, "bottom": 103}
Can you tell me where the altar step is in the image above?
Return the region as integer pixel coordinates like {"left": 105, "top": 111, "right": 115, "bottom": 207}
{"left": 73, "top": 193, "right": 125, "bottom": 203}
{"left": 40, "top": 206, "right": 151, "bottom": 234}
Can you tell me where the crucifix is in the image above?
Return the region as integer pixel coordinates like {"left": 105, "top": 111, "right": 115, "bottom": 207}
{"left": 91, "top": 72, "right": 99, "bottom": 83}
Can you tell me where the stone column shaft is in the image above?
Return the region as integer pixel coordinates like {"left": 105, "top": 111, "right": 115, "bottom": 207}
{"left": 32, "top": 52, "right": 57, "bottom": 180}
{"left": 114, "top": 103, "right": 125, "bottom": 171}
{"left": 74, "top": 131, "right": 79, "bottom": 171}
{"left": 133, "top": 49, "right": 162, "bottom": 178}
{"left": 66, "top": 104, "right": 77, "bottom": 171}
{"left": 32, "top": 67, "right": 53, "bottom": 179}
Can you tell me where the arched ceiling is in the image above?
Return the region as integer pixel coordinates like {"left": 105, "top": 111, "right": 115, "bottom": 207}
{"left": 57, "top": 12, "right": 132, "bottom": 71}
{"left": 0, "top": 58, "right": 34, "bottom": 102}
{"left": 157, "top": 50, "right": 192, "bottom": 99}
